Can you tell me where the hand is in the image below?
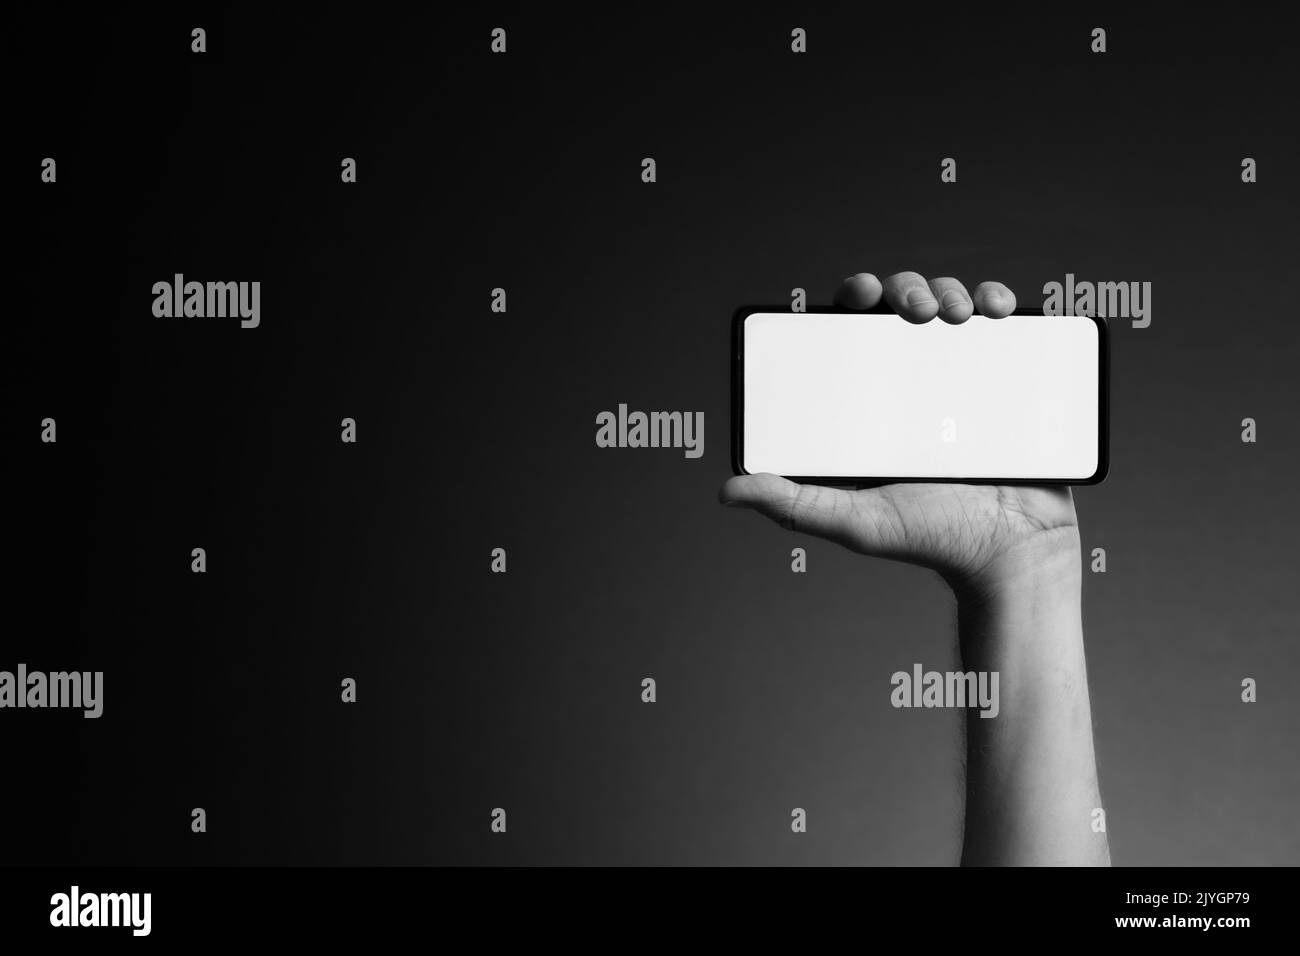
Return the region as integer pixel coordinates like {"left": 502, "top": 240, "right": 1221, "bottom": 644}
{"left": 719, "top": 271, "right": 1080, "bottom": 596}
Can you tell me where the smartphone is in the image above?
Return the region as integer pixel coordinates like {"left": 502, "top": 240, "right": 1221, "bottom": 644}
{"left": 732, "top": 306, "right": 1108, "bottom": 485}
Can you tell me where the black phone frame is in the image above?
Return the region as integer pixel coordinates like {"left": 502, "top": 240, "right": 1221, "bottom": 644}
{"left": 730, "top": 304, "right": 1110, "bottom": 487}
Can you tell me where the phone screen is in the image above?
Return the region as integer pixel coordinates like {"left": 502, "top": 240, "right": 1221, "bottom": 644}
{"left": 735, "top": 309, "right": 1106, "bottom": 483}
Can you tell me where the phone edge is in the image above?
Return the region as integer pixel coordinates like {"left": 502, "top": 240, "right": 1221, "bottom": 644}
{"left": 730, "top": 304, "right": 1110, "bottom": 487}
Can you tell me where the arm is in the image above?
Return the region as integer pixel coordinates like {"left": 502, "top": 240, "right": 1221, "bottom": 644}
{"left": 954, "top": 532, "right": 1109, "bottom": 866}
{"left": 720, "top": 270, "right": 1109, "bottom": 866}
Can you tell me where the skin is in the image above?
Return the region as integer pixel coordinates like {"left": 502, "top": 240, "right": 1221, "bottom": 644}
{"left": 720, "top": 271, "right": 1110, "bottom": 866}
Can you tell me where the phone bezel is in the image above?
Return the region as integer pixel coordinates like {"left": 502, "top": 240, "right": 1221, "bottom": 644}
{"left": 730, "top": 305, "right": 1110, "bottom": 487}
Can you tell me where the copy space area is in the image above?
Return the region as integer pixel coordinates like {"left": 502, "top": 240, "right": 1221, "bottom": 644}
{"left": 743, "top": 312, "right": 1100, "bottom": 480}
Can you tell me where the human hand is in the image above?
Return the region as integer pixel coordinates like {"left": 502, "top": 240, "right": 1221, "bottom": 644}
{"left": 719, "top": 271, "right": 1080, "bottom": 598}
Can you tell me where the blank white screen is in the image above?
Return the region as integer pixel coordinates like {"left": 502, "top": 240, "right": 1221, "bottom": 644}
{"left": 742, "top": 312, "right": 1100, "bottom": 480}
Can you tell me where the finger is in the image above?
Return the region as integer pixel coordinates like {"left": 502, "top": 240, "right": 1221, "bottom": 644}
{"left": 927, "top": 276, "right": 974, "bottom": 325}
{"left": 720, "top": 473, "right": 865, "bottom": 551}
{"left": 882, "top": 271, "right": 940, "bottom": 324}
{"left": 834, "top": 272, "right": 883, "bottom": 310}
{"left": 972, "top": 281, "right": 1017, "bottom": 318}
{"left": 717, "top": 470, "right": 899, "bottom": 554}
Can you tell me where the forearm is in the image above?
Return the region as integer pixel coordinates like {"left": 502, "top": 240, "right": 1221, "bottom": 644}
{"left": 952, "top": 534, "right": 1110, "bottom": 866}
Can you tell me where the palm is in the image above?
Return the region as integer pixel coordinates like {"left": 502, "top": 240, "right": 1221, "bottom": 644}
{"left": 837, "top": 483, "right": 1078, "bottom": 580}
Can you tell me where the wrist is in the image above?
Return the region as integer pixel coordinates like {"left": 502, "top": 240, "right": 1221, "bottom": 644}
{"left": 948, "top": 529, "right": 1083, "bottom": 661}
{"left": 949, "top": 527, "right": 1081, "bottom": 608}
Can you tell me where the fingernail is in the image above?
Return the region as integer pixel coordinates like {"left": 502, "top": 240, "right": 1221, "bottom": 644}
{"left": 941, "top": 291, "right": 966, "bottom": 309}
{"left": 907, "top": 289, "right": 936, "bottom": 308}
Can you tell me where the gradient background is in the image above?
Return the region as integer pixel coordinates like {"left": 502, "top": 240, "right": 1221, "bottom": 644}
{"left": 11, "top": 5, "right": 1298, "bottom": 865}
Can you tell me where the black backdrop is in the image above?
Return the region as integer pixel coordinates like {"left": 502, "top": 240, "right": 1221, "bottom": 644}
{"left": 11, "top": 5, "right": 1298, "bottom": 865}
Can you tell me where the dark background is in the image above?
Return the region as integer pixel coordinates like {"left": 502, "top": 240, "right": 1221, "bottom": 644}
{"left": 10, "top": 5, "right": 1298, "bottom": 865}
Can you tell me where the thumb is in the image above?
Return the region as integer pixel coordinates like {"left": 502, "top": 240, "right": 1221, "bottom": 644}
{"left": 719, "top": 473, "right": 872, "bottom": 551}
